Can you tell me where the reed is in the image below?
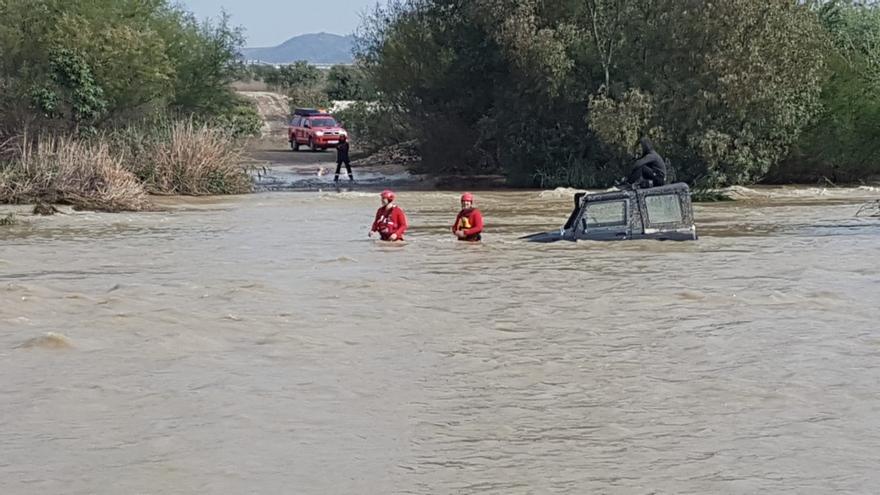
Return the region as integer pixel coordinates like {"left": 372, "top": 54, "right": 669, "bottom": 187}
{"left": 117, "top": 120, "right": 252, "bottom": 195}
{"left": 0, "top": 133, "right": 147, "bottom": 211}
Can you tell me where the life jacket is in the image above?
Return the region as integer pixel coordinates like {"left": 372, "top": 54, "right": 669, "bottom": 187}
{"left": 376, "top": 206, "right": 399, "bottom": 234}
{"left": 454, "top": 208, "right": 482, "bottom": 241}
{"left": 375, "top": 205, "right": 406, "bottom": 240}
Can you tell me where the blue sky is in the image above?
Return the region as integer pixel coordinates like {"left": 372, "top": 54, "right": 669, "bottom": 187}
{"left": 178, "top": 0, "right": 381, "bottom": 47}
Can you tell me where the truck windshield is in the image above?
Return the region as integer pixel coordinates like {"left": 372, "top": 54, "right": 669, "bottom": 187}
{"left": 309, "top": 118, "right": 337, "bottom": 127}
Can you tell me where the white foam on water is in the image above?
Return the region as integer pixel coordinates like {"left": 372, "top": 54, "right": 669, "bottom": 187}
{"left": 17, "top": 332, "right": 73, "bottom": 350}
{"left": 538, "top": 187, "right": 584, "bottom": 199}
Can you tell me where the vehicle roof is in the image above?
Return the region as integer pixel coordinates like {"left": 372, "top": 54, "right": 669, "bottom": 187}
{"left": 584, "top": 183, "right": 691, "bottom": 202}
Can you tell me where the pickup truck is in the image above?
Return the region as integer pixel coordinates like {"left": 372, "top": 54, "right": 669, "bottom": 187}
{"left": 288, "top": 108, "right": 348, "bottom": 151}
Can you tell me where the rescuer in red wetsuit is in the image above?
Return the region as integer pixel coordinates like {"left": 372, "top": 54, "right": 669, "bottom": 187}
{"left": 369, "top": 189, "right": 408, "bottom": 241}
{"left": 452, "top": 192, "right": 483, "bottom": 241}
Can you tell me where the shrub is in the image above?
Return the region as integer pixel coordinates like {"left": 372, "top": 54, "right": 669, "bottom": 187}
{"left": 0, "top": 134, "right": 147, "bottom": 211}
{"left": 286, "top": 86, "right": 331, "bottom": 111}
{"left": 334, "top": 101, "right": 413, "bottom": 153}
{"left": 120, "top": 120, "right": 252, "bottom": 195}
{"left": 208, "top": 96, "right": 263, "bottom": 138}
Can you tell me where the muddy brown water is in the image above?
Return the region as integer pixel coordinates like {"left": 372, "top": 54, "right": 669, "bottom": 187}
{"left": 2, "top": 186, "right": 880, "bottom": 494}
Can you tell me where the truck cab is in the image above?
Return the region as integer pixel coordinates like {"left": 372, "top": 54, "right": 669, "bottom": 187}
{"left": 523, "top": 183, "right": 697, "bottom": 242}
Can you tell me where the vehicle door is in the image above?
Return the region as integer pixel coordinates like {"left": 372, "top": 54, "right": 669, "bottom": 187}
{"left": 290, "top": 116, "right": 301, "bottom": 141}
{"left": 637, "top": 191, "right": 694, "bottom": 240}
{"left": 575, "top": 198, "right": 631, "bottom": 240}
{"left": 301, "top": 119, "right": 311, "bottom": 141}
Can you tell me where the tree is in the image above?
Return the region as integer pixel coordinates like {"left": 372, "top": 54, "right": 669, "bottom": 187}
{"left": 31, "top": 48, "right": 108, "bottom": 132}
{"left": 774, "top": 1, "right": 880, "bottom": 182}
{"left": 357, "top": 0, "right": 831, "bottom": 186}
{"left": 325, "top": 65, "right": 374, "bottom": 100}
{"left": 264, "top": 61, "right": 322, "bottom": 90}
{"left": 0, "top": 0, "right": 257, "bottom": 136}
{"left": 583, "top": 0, "right": 626, "bottom": 92}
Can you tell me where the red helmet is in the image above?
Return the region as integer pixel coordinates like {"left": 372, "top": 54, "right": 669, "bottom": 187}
{"left": 380, "top": 190, "right": 396, "bottom": 201}
{"left": 460, "top": 192, "right": 474, "bottom": 203}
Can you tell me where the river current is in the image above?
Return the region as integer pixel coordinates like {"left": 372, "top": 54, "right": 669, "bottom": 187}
{"left": 2, "top": 186, "right": 879, "bottom": 494}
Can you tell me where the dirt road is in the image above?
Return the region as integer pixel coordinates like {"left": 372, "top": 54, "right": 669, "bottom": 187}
{"left": 237, "top": 90, "right": 504, "bottom": 191}
{"left": 244, "top": 139, "right": 421, "bottom": 191}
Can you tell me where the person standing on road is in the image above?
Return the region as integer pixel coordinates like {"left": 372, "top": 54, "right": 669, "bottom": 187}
{"left": 334, "top": 134, "right": 353, "bottom": 182}
{"left": 452, "top": 192, "right": 483, "bottom": 242}
{"left": 369, "top": 190, "right": 408, "bottom": 241}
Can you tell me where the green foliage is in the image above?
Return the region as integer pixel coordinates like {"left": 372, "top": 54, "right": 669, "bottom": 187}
{"left": 589, "top": 89, "right": 662, "bottom": 158}
{"left": 31, "top": 48, "right": 109, "bottom": 131}
{"left": 255, "top": 61, "right": 337, "bottom": 110}
{"left": 773, "top": 1, "right": 880, "bottom": 183}
{"left": 164, "top": 11, "right": 246, "bottom": 117}
{"left": 334, "top": 101, "right": 409, "bottom": 152}
{"left": 239, "top": 63, "right": 279, "bottom": 83}
{"left": 325, "top": 65, "right": 374, "bottom": 100}
{"left": 286, "top": 87, "right": 332, "bottom": 110}
{"left": 357, "top": 0, "right": 839, "bottom": 187}
{"left": 263, "top": 61, "right": 323, "bottom": 90}
{"left": 0, "top": 1, "right": 258, "bottom": 207}
{"left": 206, "top": 96, "right": 263, "bottom": 138}
{"left": 0, "top": 0, "right": 254, "bottom": 136}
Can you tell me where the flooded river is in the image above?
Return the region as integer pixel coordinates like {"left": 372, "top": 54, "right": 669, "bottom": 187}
{"left": 2, "top": 186, "right": 879, "bottom": 494}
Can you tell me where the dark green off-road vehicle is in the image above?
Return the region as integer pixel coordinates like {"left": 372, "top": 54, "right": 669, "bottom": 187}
{"left": 523, "top": 183, "right": 697, "bottom": 242}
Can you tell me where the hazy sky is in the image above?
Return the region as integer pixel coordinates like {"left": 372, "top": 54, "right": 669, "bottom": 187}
{"left": 178, "top": 0, "right": 380, "bottom": 47}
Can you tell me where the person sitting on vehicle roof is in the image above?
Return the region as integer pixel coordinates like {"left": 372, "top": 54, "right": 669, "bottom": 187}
{"left": 626, "top": 137, "right": 667, "bottom": 189}
{"left": 334, "top": 135, "right": 353, "bottom": 182}
{"left": 452, "top": 192, "right": 483, "bottom": 242}
{"left": 369, "top": 190, "right": 408, "bottom": 241}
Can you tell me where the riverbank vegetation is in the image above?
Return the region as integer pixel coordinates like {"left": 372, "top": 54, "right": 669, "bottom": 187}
{"left": 239, "top": 62, "right": 377, "bottom": 110}
{"left": 0, "top": 0, "right": 259, "bottom": 210}
{"left": 0, "top": 213, "right": 18, "bottom": 226}
{"left": 350, "top": 0, "right": 880, "bottom": 188}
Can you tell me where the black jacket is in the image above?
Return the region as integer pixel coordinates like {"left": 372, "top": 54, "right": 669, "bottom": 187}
{"left": 337, "top": 141, "right": 350, "bottom": 162}
{"left": 633, "top": 138, "right": 666, "bottom": 179}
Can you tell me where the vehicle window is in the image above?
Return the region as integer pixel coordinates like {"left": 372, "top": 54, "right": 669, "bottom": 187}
{"left": 582, "top": 200, "right": 626, "bottom": 228}
{"left": 310, "top": 118, "right": 337, "bottom": 127}
{"left": 291, "top": 116, "right": 301, "bottom": 126}
{"left": 645, "top": 194, "right": 683, "bottom": 225}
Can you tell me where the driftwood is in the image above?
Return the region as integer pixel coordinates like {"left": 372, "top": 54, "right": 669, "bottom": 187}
{"left": 33, "top": 201, "right": 60, "bottom": 215}
{"left": 353, "top": 141, "right": 420, "bottom": 168}
{"left": 855, "top": 200, "right": 880, "bottom": 217}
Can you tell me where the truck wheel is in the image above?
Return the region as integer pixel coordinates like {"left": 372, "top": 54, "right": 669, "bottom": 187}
{"left": 291, "top": 140, "right": 299, "bottom": 151}
{"left": 309, "top": 137, "right": 319, "bottom": 152}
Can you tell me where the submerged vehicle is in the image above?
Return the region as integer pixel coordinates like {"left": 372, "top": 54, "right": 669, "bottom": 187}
{"left": 522, "top": 183, "right": 697, "bottom": 242}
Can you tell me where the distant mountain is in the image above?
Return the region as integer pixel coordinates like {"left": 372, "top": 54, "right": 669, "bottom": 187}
{"left": 241, "top": 33, "right": 355, "bottom": 65}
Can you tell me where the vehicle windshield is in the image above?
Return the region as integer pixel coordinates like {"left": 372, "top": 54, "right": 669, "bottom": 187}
{"left": 309, "top": 118, "right": 337, "bottom": 127}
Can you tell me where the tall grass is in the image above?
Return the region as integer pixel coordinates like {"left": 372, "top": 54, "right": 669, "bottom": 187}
{"left": 0, "top": 120, "right": 253, "bottom": 211}
{"left": 0, "top": 134, "right": 147, "bottom": 211}
{"left": 116, "top": 120, "right": 252, "bottom": 195}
